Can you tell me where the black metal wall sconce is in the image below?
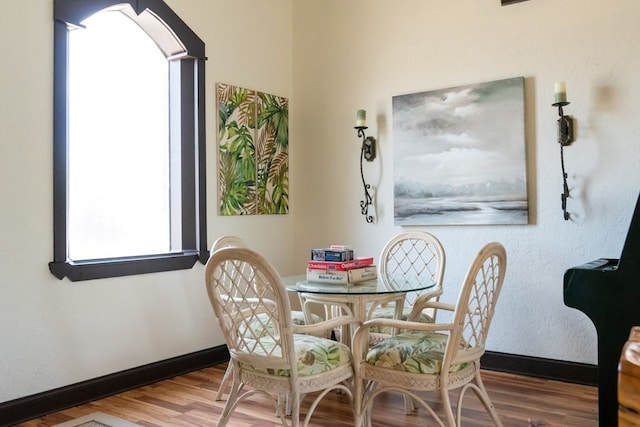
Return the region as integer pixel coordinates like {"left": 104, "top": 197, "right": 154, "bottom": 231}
{"left": 552, "top": 81, "right": 576, "bottom": 221}
{"left": 355, "top": 109, "right": 376, "bottom": 223}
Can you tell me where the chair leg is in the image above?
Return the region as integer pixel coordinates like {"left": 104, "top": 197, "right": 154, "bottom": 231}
{"left": 472, "top": 371, "right": 503, "bottom": 427}
{"left": 439, "top": 387, "right": 456, "bottom": 427}
{"left": 362, "top": 382, "right": 377, "bottom": 427}
{"left": 453, "top": 370, "right": 503, "bottom": 427}
{"left": 279, "top": 392, "right": 293, "bottom": 416}
{"left": 403, "top": 395, "right": 416, "bottom": 414}
{"left": 218, "top": 370, "right": 241, "bottom": 427}
{"left": 365, "top": 398, "right": 374, "bottom": 427}
{"left": 354, "top": 376, "right": 365, "bottom": 427}
{"left": 215, "top": 363, "right": 233, "bottom": 401}
{"left": 289, "top": 392, "right": 301, "bottom": 427}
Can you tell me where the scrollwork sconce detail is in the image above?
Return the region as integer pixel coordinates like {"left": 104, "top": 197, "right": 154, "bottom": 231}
{"left": 355, "top": 110, "right": 376, "bottom": 223}
{"left": 552, "top": 82, "right": 576, "bottom": 221}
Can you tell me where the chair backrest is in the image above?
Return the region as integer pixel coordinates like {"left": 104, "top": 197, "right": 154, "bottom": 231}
{"left": 210, "top": 235, "right": 248, "bottom": 252}
{"left": 210, "top": 235, "right": 259, "bottom": 296}
{"left": 205, "top": 247, "right": 296, "bottom": 374}
{"left": 378, "top": 231, "right": 446, "bottom": 306}
{"left": 447, "top": 242, "right": 507, "bottom": 365}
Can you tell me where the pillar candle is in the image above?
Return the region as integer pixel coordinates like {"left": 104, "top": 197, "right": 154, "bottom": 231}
{"left": 554, "top": 81, "right": 567, "bottom": 103}
{"left": 356, "top": 109, "right": 366, "bottom": 127}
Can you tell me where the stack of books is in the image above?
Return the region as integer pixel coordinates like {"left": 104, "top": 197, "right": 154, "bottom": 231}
{"left": 307, "top": 245, "right": 377, "bottom": 285}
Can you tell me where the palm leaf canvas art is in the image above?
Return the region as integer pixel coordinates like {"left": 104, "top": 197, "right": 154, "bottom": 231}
{"left": 216, "top": 83, "right": 289, "bottom": 215}
{"left": 392, "top": 77, "right": 528, "bottom": 225}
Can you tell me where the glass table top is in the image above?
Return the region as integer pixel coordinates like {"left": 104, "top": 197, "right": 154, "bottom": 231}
{"left": 283, "top": 274, "right": 436, "bottom": 295}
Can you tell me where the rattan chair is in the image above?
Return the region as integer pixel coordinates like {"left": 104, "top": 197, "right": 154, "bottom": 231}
{"left": 210, "top": 235, "right": 248, "bottom": 253}
{"left": 353, "top": 242, "right": 507, "bottom": 427}
{"left": 209, "top": 235, "right": 325, "bottom": 402}
{"left": 206, "top": 246, "right": 355, "bottom": 426}
{"left": 367, "top": 231, "right": 446, "bottom": 344}
{"left": 209, "top": 236, "right": 250, "bottom": 401}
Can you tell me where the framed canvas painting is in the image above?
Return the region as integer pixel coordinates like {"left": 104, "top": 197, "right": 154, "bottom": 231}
{"left": 392, "top": 76, "right": 528, "bottom": 226}
{"left": 216, "top": 83, "right": 289, "bottom": 216}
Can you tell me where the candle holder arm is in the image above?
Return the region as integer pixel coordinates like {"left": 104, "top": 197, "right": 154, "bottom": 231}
{"left": 356, "top": 127, "right": 375, "bottom": 223}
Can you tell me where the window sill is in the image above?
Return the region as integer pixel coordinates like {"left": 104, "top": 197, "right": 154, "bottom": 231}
{"left": 49, "top": 250, "right": 209, "bottom": 282}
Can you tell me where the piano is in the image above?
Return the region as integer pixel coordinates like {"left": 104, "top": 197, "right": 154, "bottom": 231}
{"left": 564, "top": 192, "right": 640, "bottom": 427}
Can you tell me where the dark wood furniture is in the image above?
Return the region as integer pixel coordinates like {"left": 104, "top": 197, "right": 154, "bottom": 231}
{"left": 564, "top": 192, "right": 640, "bottom": 427}
{"left": 619, "top": 326, "right": 640, "bottom": 427}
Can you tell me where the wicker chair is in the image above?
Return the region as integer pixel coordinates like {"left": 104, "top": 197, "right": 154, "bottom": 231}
{"left": 210, "top": 236, "right": 325, "bottom": 402}
{"left": 206, "top": 246, "right": 355, "bottom": 426}
{"left": 209, "top": 236, "right": 250, "bottom": 401}
{"left": 353, "top": 242, "right": 507, "bottom": 427}
{"left": 367, "top": 231, "right": 446, "bottom": 344}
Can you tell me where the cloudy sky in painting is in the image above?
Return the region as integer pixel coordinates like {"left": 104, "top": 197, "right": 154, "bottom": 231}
{"left": 392, "top": 77, "right": 526, "bottom": 189}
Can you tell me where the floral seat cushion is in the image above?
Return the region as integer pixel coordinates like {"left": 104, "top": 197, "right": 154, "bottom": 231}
{"left": 239, "top": 311, "right": 323, "bottom": 339}
{"left": 368, "top": 306, "right": 433, "bottom": 335}
{"left": 365, "top": 331, "right": 468, "bottom": 374}
{"left": 241, "top": 334, "right": 352, "bottom": 377}
{"left": 292, "top": 310, "right": 322, "bottom": 326}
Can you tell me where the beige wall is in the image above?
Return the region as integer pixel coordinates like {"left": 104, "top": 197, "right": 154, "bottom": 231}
{"left": 1, "top": 0, "right": 639, "bottom": 404}
{"left": 0, "top": 0, "right": 294, "bottom": 403}
{"left": 292, "top": 0, "right": 640, "bottom": 363}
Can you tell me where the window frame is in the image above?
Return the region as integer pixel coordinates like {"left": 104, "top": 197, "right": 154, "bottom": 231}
{"left": 50, "top": 0, "right": 208, "bottom": 281}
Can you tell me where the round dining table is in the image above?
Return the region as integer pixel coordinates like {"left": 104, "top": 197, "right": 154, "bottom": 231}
{"left": 283, "top": 274, "right": 437, "bottom": 346}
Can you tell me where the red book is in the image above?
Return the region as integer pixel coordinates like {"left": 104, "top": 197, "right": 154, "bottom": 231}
{"left": 307, "top": 256, "right": 374, "bottom": 271}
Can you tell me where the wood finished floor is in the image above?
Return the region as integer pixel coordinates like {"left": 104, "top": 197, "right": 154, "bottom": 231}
{"left": 18, "top": 363, "right": 598, "bottom": 427}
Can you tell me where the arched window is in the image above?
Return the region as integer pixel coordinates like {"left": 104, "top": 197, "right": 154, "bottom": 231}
{"left": 51, "top": 0, "right": 207, "bottom": 281}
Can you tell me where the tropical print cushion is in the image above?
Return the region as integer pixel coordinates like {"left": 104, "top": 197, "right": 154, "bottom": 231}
{"left": 239, "top": 311, "right": 323, "bottom": 339}
{"left": 292, "top": 310, "right": 322, "bottom": 326}
{"left": 368, "top": 306, "right": 434, "bottom": 335}
{"left": 365, "top": 331, "right": 468, "bottom": 374}
{"left": 241, "top": 334, "right": 352, "bottom": 377}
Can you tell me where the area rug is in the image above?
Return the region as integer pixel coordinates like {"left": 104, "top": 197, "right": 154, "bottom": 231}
{"left": 52, "top": 412, "right": 141, "bottom": 427}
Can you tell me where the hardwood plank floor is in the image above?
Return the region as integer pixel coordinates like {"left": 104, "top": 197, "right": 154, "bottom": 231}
{"left": 18, "top": 363, "right": 598, "bottom": 426}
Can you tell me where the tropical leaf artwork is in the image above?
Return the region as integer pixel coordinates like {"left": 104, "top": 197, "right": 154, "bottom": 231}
{"left": 216, "top": 83, "right": 289, "bottom": 215}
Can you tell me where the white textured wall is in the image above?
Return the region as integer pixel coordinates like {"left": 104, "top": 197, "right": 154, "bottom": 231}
{"left": 2, "top": 0, "right": 639, "bottom": 407}
{"left": 292, "top": 0, "right": 640, "bottom": 363}
{"left": 0, "top": 0, "right": 293, "bottom": 403}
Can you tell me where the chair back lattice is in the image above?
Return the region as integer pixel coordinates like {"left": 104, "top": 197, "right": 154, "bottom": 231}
{"left": 209, "top": 235, "right": 264, "bottom": 307}
{"left": 449, "top": 242, "right": 507, "bottom": 363}
{"left": 379, "top": 231, "right": 446, "bottom": 306}
{"left": 205, "top": 247, "right": 295, "bottom": 372}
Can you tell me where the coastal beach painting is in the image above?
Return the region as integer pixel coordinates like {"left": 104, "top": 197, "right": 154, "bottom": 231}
{"left": 392, "top": 77, "right": 528, "bottom": 225}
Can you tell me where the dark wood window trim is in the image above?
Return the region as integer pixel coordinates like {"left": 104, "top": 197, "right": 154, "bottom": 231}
{"left": 51, "top": 0, "right": 208, "bottom": 281}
